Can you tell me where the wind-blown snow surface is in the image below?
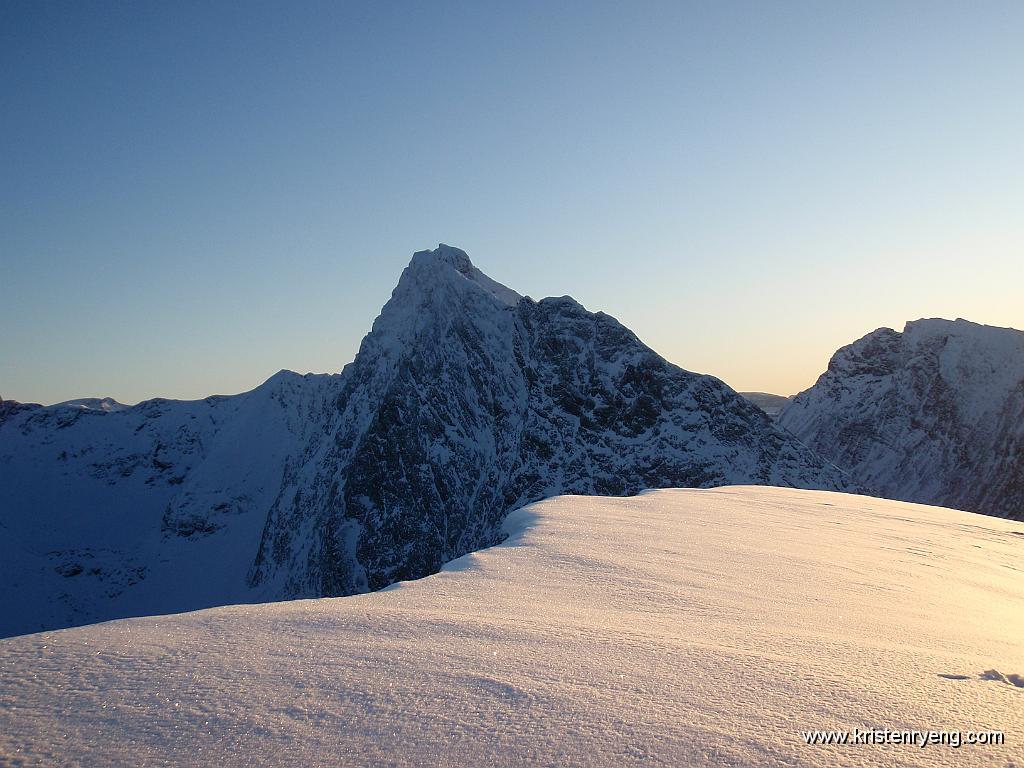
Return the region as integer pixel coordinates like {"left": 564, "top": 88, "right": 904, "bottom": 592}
{"left": 2, "top": 487, "right": 1021, "bottom": 767}
{"left": 780, "top": 318, "right": 1024, "bottom": 520}
{"left": 0, "top": 245, "right": 851, "bottom": 638}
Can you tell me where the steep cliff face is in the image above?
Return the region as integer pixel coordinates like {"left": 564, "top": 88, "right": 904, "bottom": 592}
{"left": 248, "top": 245, "right": 852, "bottom": 596}
{"left": 1, "top": 245, "right": 852, "bottom": 637}
{"left": 780, "top": 318, "right": 1024, "bottom": 520}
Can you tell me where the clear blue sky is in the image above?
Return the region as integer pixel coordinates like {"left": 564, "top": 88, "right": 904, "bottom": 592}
{"left": 3, "top": 0, "right": 1022, "bottom": 404}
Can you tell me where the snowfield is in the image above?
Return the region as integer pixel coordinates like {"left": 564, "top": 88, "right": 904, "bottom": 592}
{"left": 1, "top": 487, "right": 1022, "bottom": 767}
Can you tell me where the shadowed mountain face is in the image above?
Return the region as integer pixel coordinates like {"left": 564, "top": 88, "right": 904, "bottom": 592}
{"left": 249, "top": 246, "right": 853, "bottom": 596}
{"left": 0, "top": 246, "right": 852, "bottom": 636}
{"left": 780, "top": 318, "right": 1024, "bottom": 521}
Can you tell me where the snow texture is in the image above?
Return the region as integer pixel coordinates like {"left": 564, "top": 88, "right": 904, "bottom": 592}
{"left": 780, "top": 318, "right": 1024, "bottom": 520}
{"left": 1, "top": 487, "right": 1021, "bottom": 767}
{"left": 0, "top": 246, "right": 852, "bottom": 638}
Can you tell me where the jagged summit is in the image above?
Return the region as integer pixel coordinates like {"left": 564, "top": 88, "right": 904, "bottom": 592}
{"left": 403, "top": 244, "right": 521, "bottom": 307}
{"left": 410, "top": 243, "right": 474, "bottom": 272}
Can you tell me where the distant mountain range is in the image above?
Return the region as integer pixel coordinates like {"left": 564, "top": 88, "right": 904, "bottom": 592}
{"left": 739, "top": 392, "right": 791, "bottom": 417}
{"left": 0, "top": 245, "right": 852, "bottom": 637}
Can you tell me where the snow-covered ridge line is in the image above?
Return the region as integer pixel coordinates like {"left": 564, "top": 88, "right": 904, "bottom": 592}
{"left": 1, "top": 487, "right": 1021, "bottom": 767}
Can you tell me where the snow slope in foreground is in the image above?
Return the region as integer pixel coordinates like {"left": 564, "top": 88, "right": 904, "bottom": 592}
{"left": 1, "top": 487, "right": 1022, "bottom": 767}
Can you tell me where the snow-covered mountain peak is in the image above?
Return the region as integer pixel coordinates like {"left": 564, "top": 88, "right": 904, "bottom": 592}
{"left": 345, "top": 245, "right": 522, "bottom": 390}
{"left": 52, "top": 397, "right": 128, "bottom": 413}
{"left": 904, "top": 316, "right": 987, "bottom": 336}
{"left": 814, "top": 317, "right": 1024, "bottom": 415}
{"left": 824, "top": 326, "right": 901, "bottom": 377}
{"left": 840, "top": 319, "right": 1024, "bottom": 416}
{"left": 410, "top": 243, "right": 474, "bottom": 273}
{"left": 405, "top": 244, "right": 521, "bottom": 307}
{"left": 249, "top": 244, "right": 854, "bottom": 598}
{"left": 782, "top": 316, "right": 1024, "bottom": 520}
{"left": 898, "top": 317, "right": 1024, "bottom": 350}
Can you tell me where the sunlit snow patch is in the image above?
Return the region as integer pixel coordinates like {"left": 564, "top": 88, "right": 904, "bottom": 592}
{"left": 1, "top": 487, "right": 1022, "bottom": 767}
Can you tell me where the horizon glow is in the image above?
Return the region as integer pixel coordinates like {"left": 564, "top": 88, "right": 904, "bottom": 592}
{"left": 2, "top": 1, "right": 1022, "bottom": 405}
